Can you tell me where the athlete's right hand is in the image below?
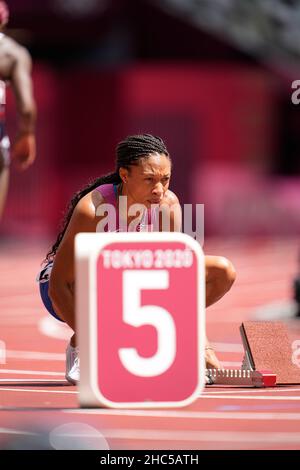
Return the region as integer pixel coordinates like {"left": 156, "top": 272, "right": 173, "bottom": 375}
{"left": 12, "top": 132, "right": 36, "bottom": 171}
{"left": 0, "top": 2, "right": 9, "bottom": 27}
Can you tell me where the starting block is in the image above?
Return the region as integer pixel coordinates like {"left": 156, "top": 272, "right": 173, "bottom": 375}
{"left": 206, "top": 321, "right": 300, "bottom": 387}
{"left": 206, "top": 369, "right": 276, "bottom": 387}
{"left": 75, "top": 232, "right": 206, "bottom": 408}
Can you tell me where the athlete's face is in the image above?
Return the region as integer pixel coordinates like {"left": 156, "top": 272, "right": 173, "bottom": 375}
{"left": 120, "top": 153, "right": 171, "bottom": 207}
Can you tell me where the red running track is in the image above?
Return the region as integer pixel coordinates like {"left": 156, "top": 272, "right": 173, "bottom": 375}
{"left": 0, "top": 237, "right": 300, "bottom": 450}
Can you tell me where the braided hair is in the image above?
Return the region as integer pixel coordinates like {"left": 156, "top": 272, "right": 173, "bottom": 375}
{"left": 45, "top": 134, "right": 170, "bottom": 262}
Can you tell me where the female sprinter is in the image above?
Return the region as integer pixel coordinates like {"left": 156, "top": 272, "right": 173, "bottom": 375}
{"left": 37, "top": 134, "right": 236, "bottom": 384}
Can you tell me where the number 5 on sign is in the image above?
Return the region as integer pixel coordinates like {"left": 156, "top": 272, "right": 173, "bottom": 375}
{"left": 120, "top": 270, "right": 176, "bottom": 377}
{"left": 75, "top": 232, "right": 205, "bottom": 409}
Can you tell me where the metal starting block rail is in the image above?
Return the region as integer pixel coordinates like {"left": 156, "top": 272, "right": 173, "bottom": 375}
{"left": 205, "top": 368, "right": 276, "bottom": 387}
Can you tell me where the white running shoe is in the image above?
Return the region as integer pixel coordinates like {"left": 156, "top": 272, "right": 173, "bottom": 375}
{"left": 65, "top": 343, "right": 80, "bottom": 385}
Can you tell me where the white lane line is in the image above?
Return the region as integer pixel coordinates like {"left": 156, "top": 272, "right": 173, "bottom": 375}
{"left": 219, "top": 362, "right": 242, "bottom": 367}
{"left": 1, "top": 427, "right": 299, "bottom": 444}
{"left": 0, "top": 388, "right": 298, "bottom": 399}
{"left": 5, "top": 350, "right": 65, "bottom": 361}
{"left": 208, "top": 317, "right": 250, "bottom": 324}
{"left": 0, "top": 319, "right": 38, "bottom": 326}
{"left": 0, "top": 294, "right": 38, "bottom": 301}
{"left": 38, "top": 316, "right": 71, "bottom": 341}
{"left": 96, "top": 429, "right": 300, "bottom": 444}
{"left": 201, "top": 395, "right": 300, "bottom": 401}
{"left": 0, "top": 388, "right": 77, "bottom": 394}
{"left": 4, "top": 349, "right": 240, "bottom": 362}
{"left": 234, "top": 281, "right": 289, "bottom": 291}
{"left": 0, "top": 369, "right": 65, "bottom": 377}
{"left": 202, "top": 388, "right": 300, "bottom": 395}
{"left": 0, "top": 379, "right": 66, "bottom": 382}
{"left": 64, "top": 409, "right": 300, "bottom": 421}
{"left": 0, "top": 427, "right": 299, "bottom": 444}
{"left": 0, "top": 309, "right": 40, "bottom": 316}
{"left": 212, "top": 343, "right": 243, "bottom": 353}
{"left": 0, "top": 428, "right": 36, "bottom": 436}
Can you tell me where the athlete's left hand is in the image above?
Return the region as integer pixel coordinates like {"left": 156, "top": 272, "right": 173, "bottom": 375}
{"left": 205, "top": 347, "right": 221, "bottom": 370}
{"left": 12, "top": 132, "right": 36, "bottom": 171}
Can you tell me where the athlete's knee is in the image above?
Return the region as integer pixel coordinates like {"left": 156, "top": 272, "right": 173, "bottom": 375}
{"left": 213, "top": 256, "right": 236, "bottom": 291}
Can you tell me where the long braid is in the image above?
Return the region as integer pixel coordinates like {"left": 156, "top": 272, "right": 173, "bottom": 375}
{"left": 44, "top": 172, "right": 121, "bottom": 262}
{"left": 44, "top": 134, "right": 170, "bottom": 262}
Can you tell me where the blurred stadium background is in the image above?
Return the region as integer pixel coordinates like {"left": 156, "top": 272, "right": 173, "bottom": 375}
{"left": 1, "top": 0, "right": 299, "bottom": 240}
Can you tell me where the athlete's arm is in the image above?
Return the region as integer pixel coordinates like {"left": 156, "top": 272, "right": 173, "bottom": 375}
{"left": 10, "top": 45, "right": 36, "bottom": 133}
{"left": 48, "top": 193, "right": 103, "bottom": 328}
{"left": 10, "top": 43, "right": 36, "bottom": 169}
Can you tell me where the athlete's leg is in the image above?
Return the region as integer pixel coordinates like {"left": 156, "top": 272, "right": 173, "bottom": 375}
{"left": 0, "top": 165, "right": 9, "bottom": 220}
{"left": 0, "top": 136, "right": 11, "bottom": 220}
{"left": 48, "top": 282, "right": 76, "bottom": 347}
{"left": 39, "top": 274, "right": 78, "bottom": 384}
{"left": 205, "top": 255, "right": 236, "bottom": 369}
{"left": 205, "top": 255, "right": 236, "bottom": 307}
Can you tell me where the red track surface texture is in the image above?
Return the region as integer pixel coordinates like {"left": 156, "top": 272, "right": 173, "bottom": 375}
{"left": 0, "top": 238, "right": 300, "bottom": 450}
